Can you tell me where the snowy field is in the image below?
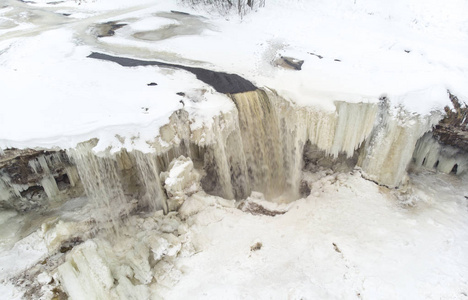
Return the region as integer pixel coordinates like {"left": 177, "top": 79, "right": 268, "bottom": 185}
{"left": 164, "top": 171, "right": 468, "bottom": 300}
{"left": 1, "top": 0, "right": 468, "bottom": 299}
{"left": 1, "top": 0, "right": 468, "bottom": 150}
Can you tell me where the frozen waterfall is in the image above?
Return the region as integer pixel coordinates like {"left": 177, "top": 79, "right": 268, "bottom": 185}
{"left": 1, "top": 89, "right": 448, "bottom": 226}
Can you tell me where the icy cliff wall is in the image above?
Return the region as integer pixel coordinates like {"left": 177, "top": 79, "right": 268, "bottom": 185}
{"left": 0, "top": 89, "right": 447, "bottom": 216}
{"left": 358, "top": 99, "right": 442, "bottom": 187}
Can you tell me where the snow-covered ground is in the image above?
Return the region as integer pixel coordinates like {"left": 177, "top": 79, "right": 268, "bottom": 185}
{"left": 1, "top": 169, "right": 467, "bottom": 299}
{"left": 164, "top": 171, "right": 468, "bottom": 300}
{"left": 1, "top": 0, "right": 467, "bottom": 150}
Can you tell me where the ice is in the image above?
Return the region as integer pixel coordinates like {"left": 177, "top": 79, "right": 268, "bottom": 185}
{"left": 56, "top": 213, "right": 190, "bottom": 299}
{"left": 58, "top": 240, "right": 115, "bottom": 300}
{"left": 160, "top": 156, "right": 201, "bottom": 211}
{"left": 413, "top": 132, "right": 468, "bottom": 175}
{"left": 69, "top": 143, "right": 131, "bottom": 231}
{"left": 358, "top": 100, "right": 442, "bottom": 187}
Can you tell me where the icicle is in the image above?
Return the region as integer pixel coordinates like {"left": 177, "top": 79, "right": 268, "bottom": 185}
{"left": 40, "top": 175, "right": 60, "bottom": 200}
{"left": 37, "top": 156, "right": 51, "bottom": 174}
{"left": 69, "top": 144, "right": 131, "bottom": 232}
{"left": 0, "top": 177, "right": 13, "bottom": 202}
{"left": 358, "top": 104, "right": 441, "bottom": 187}
{"left": 28, "top": 159, "right": 40, "bottom": 174}
{"left": 413, "top": 132, "right": 468, "bottom": 175}
{"left": 132, "top": 151, "right": 168, "bottom": 213}
{"left": 330, "top": 102, "right": 378, "bottom": 157}
{"left": 65, "top": 166, "right": 80, "bottom": 187}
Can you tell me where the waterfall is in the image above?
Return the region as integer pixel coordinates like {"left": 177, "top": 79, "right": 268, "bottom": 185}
{"left": 133, "top": 151, "right": 167, "bottom": 212}
{"left": 69, "top": 143, "right": 131, "bottom": 232}
{"left": 229, "top": 90, "right": 286, "bottom": 198}
{"left": 0, "top": 89, "right": 447, "bottom": 223}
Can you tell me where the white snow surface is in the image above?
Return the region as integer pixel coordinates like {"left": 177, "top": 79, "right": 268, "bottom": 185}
{"left": 1, "top": 0, "right": 467, "bottom": 150}
{"left": 166, "top": 171, "right": 468, "bottom": 299}
{"left": 3, "top": 170, "right": 467, "bottom": 299}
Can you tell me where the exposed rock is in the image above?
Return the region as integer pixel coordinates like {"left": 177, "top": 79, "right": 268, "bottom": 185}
{"left": 433, "top": 91, "right": 468, "bottom": 151}
{"left": 170, "top": 10, "right": 190, "bottom": 15}
{"left": 238, "top": 200, "right": 286, "bottom": 216}
{"left": 299, "top": 180, "right": 311, "bottom": 197}
{"left": 250, "top": 241, "right": 262, "bottom": 251}
{"left": 237, "top": 192, "right": 288, "bottom": 217}
{"left": 0, "top": 148, "right": 47, "bottom": 185}
{"left": 95, "top": 21, "right": 127, "bottom": 38}
{"left": 274, "top": 55, "right": 304, "bottom": 70}
{"left": 308, "top": 52, "right": 323, "bottom": 59}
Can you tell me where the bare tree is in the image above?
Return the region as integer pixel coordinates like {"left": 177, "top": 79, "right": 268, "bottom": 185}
{"left": 179, "top": 0, "right": 265, "bottom": 18}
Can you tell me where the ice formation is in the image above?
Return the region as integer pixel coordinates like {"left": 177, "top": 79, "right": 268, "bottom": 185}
{"left": 57, "top": 212, "right": 190, "bottom": 300}
{"left": 0, "top": 89, "right": 446, "bottom": 218}
{"left": 161, "top": 155, "right": 201, "bottom": 211}
{"left": 413, "top": 132, "right": 468, "bottom": 175}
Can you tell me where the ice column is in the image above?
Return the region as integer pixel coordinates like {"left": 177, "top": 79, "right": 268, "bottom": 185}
{"left": 69, "top": 143, "right": 130, "bottom": 230}
{"left": 133, "top": 151, "right": 167, "bottom": 213}
{"left": 358, "top": 100, "right": 441, "bottom": 187}
{"left": 413, "top": 132, "right": 467, "bottom": 175}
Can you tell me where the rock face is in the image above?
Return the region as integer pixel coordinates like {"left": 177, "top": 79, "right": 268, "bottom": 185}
{"left": 433, "top": 92, "right": 468, "bottom": 151}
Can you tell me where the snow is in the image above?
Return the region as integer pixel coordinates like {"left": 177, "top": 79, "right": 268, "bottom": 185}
{"left": 2, "top": 168, "right": 468, "bottom": 299}
{"left": 0, "top": 230, "right": 48, "bottom": 297}
{"left": 162, "top": 171, "right": 468, "bottom": 300}
{"left": 127, "top": 17, "right": 178, "bottom": 32}
{"left": 1, "top": 0, "right": 467, "bottom": 150}
{"left": 0, "top": 27, "right": 232, "bottom": 151}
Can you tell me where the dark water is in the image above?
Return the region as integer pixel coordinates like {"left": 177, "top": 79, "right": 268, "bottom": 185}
{"left": 88, "top": 52, "right": 257, "bottom": 94}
